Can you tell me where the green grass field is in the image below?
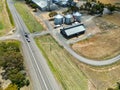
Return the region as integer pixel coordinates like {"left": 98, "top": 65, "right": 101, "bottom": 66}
{"left": 0, "top": 0, "right": 13, "bottom": 36}
{"left": 14, "top": 1, "right": 43, "bottom": 33}
{"left": 35, "top": 34, "right": 88, "bottom": 90}
{"left": 5, "top": 84, "right": 17, "bottom": 90}
{"left": 0, "top": 22, "right": 4, "bottom": 30}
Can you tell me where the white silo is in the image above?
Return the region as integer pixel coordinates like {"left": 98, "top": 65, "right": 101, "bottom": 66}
{"left": 73, "top": 12, "right": 82, "bottom": 22}
{"left": 65, "top": 14, "right": 73, "bottom": 25}
{"left": 59, "top": 0, "right": 68, "bottom": 6}
{"left": 54, "top": 14, "right": 64, "bottom": 25}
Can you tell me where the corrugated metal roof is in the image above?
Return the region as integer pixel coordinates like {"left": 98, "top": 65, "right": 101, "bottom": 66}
{"left": 32, "top": 0, "right": 47, "bottom": 8}
{"left": 64, "top": 24, "right": 85, "bottom": 36}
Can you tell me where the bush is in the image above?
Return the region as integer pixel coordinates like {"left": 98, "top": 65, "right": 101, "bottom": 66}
{"left": 49, "top": 11, "right": 57, "bottom": 17}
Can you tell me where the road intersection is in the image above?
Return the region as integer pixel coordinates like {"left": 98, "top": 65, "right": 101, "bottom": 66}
{"left": 0, "top": 0, "right": 120, "bottom": 90}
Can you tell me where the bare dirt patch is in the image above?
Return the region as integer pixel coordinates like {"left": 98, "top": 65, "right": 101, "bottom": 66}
{"left": 72, "top": 13, "right": 120, "bottom": 60}
{"left": 97, "top": 0, "right": 120, "bottom": 4}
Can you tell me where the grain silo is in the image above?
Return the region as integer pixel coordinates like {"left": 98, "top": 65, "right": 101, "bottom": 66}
{"left": 73, "top": 12, "right": 82, "bottom": 22}
{"left": 65, "top": 14, "right": 73, "bottom": 25}
{"left": 57, "top": 0, "right": 68, "bottom": 6}
{"left": 54, "top": 14, "right": 63, "bottom": 25}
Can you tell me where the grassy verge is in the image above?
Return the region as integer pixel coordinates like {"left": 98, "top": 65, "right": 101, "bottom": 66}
{"left": 14, "top": 1, "right": 43, "bottom": 33}
{"left": 5, "top": 84, "right": 17, "bottom": 90}
{"left": 73, "top": 58, "right": 120, "bottom": 90}
{"left": 5, "top": 0, "right": 15, "bottom": 26}
{"left": 0, "top": 0, "right": 13, "bottom": 36}
{"left": 35, "top": 34, "right": 88, "bottom": 90}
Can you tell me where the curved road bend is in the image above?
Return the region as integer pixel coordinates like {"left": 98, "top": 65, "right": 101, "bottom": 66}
{"left": 41, "top": 17, "right": 120, "bottom": 66}
{"left": 7, "top": 0, "right": 61, "bottom": 90}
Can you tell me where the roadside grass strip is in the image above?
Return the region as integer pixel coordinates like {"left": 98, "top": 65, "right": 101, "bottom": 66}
{"left": 14, "top": 1, "right": 43, "bottom": 33}
{"left": 35, "top": 34, "right": 88, "bottom": 90}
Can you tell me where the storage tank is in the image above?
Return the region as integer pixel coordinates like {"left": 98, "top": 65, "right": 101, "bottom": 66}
{"left": 73, "top": 12, "right": 82, "bottom": 22}
{"left": 59, "top": 0, "right": 68, "bottom": 6}
{"left": 65, "top": 14, "right": 73, "bottom": 25}
{"left": 54, "top": 14, "right": 63, "bottom": 25}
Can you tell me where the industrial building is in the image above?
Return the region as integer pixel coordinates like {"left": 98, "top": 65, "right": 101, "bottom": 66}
{"left": 60, "top": 24, "right": 86, "bottom": 38}
{"left": 31, "top": 0, "right": 58, "bottom": 11}
{"left": 54, "top": 12, "right": 82, "bottom": 26}
{"left": 31, "top": 0, "right": 71, "bottom": 11}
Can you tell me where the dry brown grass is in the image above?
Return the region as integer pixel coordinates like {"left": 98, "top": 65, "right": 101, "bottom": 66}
{"left": 101, "top": 13, "right": 120, "bottom": 26}
{"left": 71, "top": 57, "right": 120, "bottom": 90}
{"left": 72, "top": 30, "right": 120, "bottom": 60}
{"left": 97, "top": 0, "right": 120, "bottom": 4}
{"left": 35, "top": 35, "right": 88, "bottom": 90}
{"left": 72, "top": 13, "right": 120, "bottom": 60}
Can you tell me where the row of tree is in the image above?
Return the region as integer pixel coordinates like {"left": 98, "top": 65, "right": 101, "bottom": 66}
{"left": 80, "top": 0, "right": 118, "bottom": 15}
{"left": 24, "top": 0, "right": 38, "bottom": 12}
{"left": 61, "top": 0, "right": 119, "bottom": 16}
{"left": 0, "top": 41, "right": 29, "bottom": 90}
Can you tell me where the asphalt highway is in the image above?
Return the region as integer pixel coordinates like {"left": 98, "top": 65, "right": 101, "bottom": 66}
{"left": 7, "top": 0, "right": 61, "bottom": 90}
{"left": 4, "top": 0, "right": 120, "bottom": 90}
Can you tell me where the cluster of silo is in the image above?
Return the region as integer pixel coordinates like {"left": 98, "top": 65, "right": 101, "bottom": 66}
{"left": 54, "top": 12, "right": 82, "bottom": 25}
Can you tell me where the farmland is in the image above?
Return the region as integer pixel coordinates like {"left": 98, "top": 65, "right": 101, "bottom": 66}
{"left": 35, "top": 34, "right": 88, "bottom": 90}
{"left": 72, "top": 12, "right": 120, "bottom": 60}
{"left": 97, "top": 0, "right": 120, "bottom": 4}
{"left": 0, "top": 0, "right": 13, "bottom": 36}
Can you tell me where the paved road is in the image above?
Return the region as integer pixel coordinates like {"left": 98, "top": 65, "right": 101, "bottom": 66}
{"left": 35, "top": 10, "right": 120, "bottom": 66}
{"left": 5, "top": 0, "right": 120, "bottom": 90}
{"left": 7, "top": 0, "right": 61, "bottom": 90}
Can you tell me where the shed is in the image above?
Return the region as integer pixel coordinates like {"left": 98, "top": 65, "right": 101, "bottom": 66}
{"left": 32, "top": 0, "right": 48, "bottom": 10}
{"left": 60, "top": 24, "right": 85, "bottom": 38}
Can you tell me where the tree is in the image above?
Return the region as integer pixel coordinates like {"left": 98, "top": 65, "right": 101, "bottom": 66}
{"left": 107, "top": 88, "right": 114, "bottom": 90}
{"left": 117, "top": 82, "right": 120, "bottom": 89}
{"left": 31, "top": 4, "right": 38, "bottom": 12}
{"left": 107, "top": 4, "right": 116, "bottom": 14}
{"left": 0, "top": 41, "right": 29, "bottom": 90}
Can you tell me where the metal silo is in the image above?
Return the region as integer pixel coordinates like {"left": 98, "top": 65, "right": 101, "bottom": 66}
{"left": 73, "top": 12, "right": 82, "bottom": 22}
{"left": 65, "top": 14, "right": 73, "bottom": 25}
{"left": 59, "top": 0, "right": 68, "bottom": 6}
{"left": 54, "top": 14, "right": 63, "bottom": 25}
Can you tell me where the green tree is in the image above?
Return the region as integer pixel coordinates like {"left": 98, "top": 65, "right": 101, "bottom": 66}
{"left": 107, "top": 88, "right": 114, "bottom": 90}
{"left": 107, "top": 4, "right": 116, "bottom": 14}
